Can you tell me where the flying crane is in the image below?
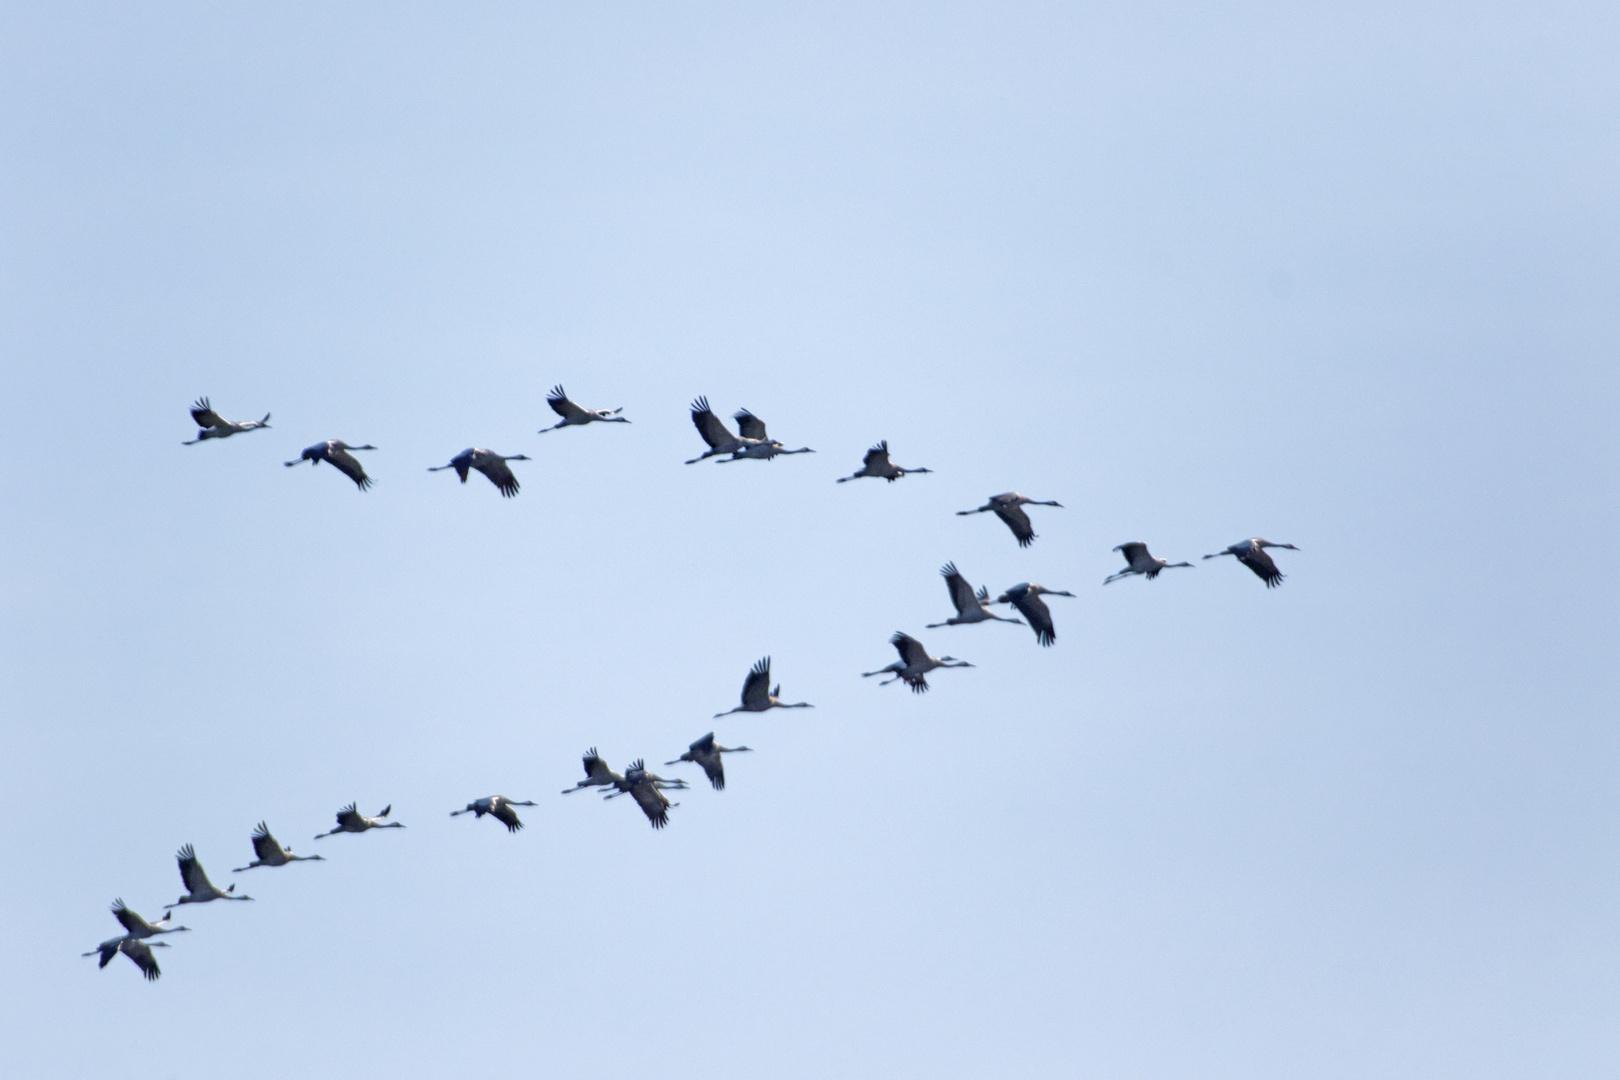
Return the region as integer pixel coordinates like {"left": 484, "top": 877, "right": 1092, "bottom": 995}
{"left": 1104, "top": 542, "right": 1194, "bottom": 585}
{"left": 955, "top": 493, "right": 1062, "bottom": 547}
{"left": 994, "top": 583, "right": 1075, "bottom": 646}
{"left": 315, "top": 803, "right": 405, "bottom": 839}
{"left": 714, "top": 656, "right": 813, "bottom": 717}
{"left": 1203, "top": 538, "right": 1299, "bottom": 588}
{"left": 540, "top": 385, "right": 630, "bottom": 431}
{"left": 285, "top": 440, "right": 377, "bottom": 491}
{"left": 862, "top": 632, "right": 973, "bottom": 693}
{"left": 182, "top": 397, "right": 270, "bottom": 444}
{"left": 233, "top": 822, "right": 326, "bottom": 871}
{"left": 925, "top": 562, "right": 1025, "bottom": 629}
{"left": 450, "top": 796, "right": 537, "bottom": 833}
{"left": 428, "top": 448, "right": 531, "bottom": 497}
{"left": 561, "top": 748, "right": 623, "bottom": 795}
{"left": 666, "top": 732, "right": 752, "bottom": 791}
{"left": 165, "top": 844, "right": 252, "bottom": 907}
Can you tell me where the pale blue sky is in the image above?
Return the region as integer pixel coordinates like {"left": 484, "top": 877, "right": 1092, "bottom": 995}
{"left": 2, "top": 3, "right": 1617, "bottom": 1077}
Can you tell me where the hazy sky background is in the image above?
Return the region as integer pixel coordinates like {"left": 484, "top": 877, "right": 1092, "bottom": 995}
{"left": 2, "top": 3, "right": 1616, "bottom": 1077}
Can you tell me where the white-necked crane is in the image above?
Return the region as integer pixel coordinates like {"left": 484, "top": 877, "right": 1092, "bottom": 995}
{"left": 956, "top": 493, "right": 1062, "bottom": 547}
{"left": 994, "top": 583, "right": 1075, "bottom": 646}
{"left": 836, "top": 440, "right": 931, "bottom": 483}
{"left": 1104, "top": 542, "right": 1195, "bottom": 585}
{"left": 603, "top": 760, "right": 688, "bottom": 829}
{"left": 926, "top": 562, "right": 1025, "bottom": 629}
{"left": 428, "top": 448, "right": 530, "bottom": 497}
{"left": 183, "top": 397, "right": 270, "bottom": 444}
{"left": 685, "top": 397, "right": 766, "bottom": 463}
{"left": 315, "top": 803, "right": 405, "bottom": 839}
{"left": 862, "top": 632, "right": 973, "bottom": 693}
{"left": 1204, "top": 538, "right": 1299, "bottom": 588}
{"left": 714, "top": 656, "right": 813, "bottom": 717}
{"left": 233, "top": 822, "right": 326, "bottom": 871}
{"left": 165, "top": 844, "right": 252, "bottom": 907}
{"left": 450, "top": 796, "right": 537, "bottom": 833}
{"left": 666, "top": 732, "right": 752, "bottom": 791}
{"left": 540, "top": 385, "right": 630, "bottom": 431}
{"left": 285, "top": 440, "right": 376, "bottom": 491}
{"left": 716, "top": 409, "right": 813, "bottom": 461}
{"left": 85, "top": 937, "right": 169, "bottom": 980}
{"left": 562, "top": 748, "right": 623, "bottom": 795}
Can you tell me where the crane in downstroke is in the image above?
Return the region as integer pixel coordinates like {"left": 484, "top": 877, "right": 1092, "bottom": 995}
{"left": 956, "top": 493, "right": 1062, "bottom": 547}
{"left": 1204, "top": 538, "right": 1299, "bottom": 588}
{"left": 285, "top": 440, "right": 377, "bottom": 491}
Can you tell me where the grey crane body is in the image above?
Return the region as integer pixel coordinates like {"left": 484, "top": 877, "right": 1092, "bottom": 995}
{"left": 451, "top": 795, "right": 537, "bottom": 833}
{"left": 862, "top": 631, "right": 973, "bottom": 693}
{"left": 715, "top": 656, "right": 813, "bottom": 717}
{"left": 540, "top": 385, "right": 630, "bottom": 431}
{"left": 1204, "top": 538, "right": 1299, "bottom": 588}
{"left": 183, "top": 397, "right": 270, "bottom": 444}
{"left": 994, "top": 583, "right": 1075, "bottom": 646}
{"left": 285, "top": 440, "right": 377, "bottom": 491}
{"left": 956, "top": 492, "right": 1062, "bottom": 547}
{"left": 837, "top": 440, "right": 930, "bottom": 483}
{"left": 234, "top": 822, "right": 325, "bottom": 871}
{"left": 926, "top": 562, "right": 1025, "bottom": 629}
{"left": 562, "top": 748, "right": 623, "bottom": 795}
{"left": 666, "top": 732, "right": 752, "bottom": 791}
{"left": 165, "top": 844, "right": 252, "bottom": 907}
{"left": 315, "top": 803, "right": 405, "bottom": 839}
{"left": 428, "top": 448, "right": 530, "bottom": 497}
{"left": 1104, "top": 542, "right": 1194, "bottom": 585}
{"left": 602, "top": 760, "right": 688, "bottom": 829}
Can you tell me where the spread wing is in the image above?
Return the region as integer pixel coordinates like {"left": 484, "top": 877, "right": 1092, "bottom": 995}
{"left": 740, "top": 657, "right": 772, "bottom": 709}
{"left": 1117, "top": 542, "right": 1149, "bottom": 565}
{"left": 111, "top": 899, "right": 149, "bottom": 936}
{"left": 474, "top": 456, "right": 520, "bottom": 497}
{"left": 940, "top": 562, "right": 978, "bottom": 615}
{"left": 863, "top": 441, "right": 891, "bottom": 471}
{"left": 177, "top": 845, "right": 210, "bottom": 893}
{"left": 700, "top": 754, "right": 726, "bottom": 791}
{"left": 548, "top": 385, "right": 590, "bottom": 420}
{"left": 583, "top": 750, "right": 614, "bottom": 780}
{"left": 189, "top": 398, "right": 226, "bottom": 429}
{"left": 121, "top": 939, "right": 162, "bottom": 981}
{"left": 890, "top": 632, "right": 928, "bottom": 667}
{"left": 631, "top": 782, "right": 671, "bottom": 828}
{"left": 250, "top": 822, "right": 280, "bottom": 862}
{"left": 490, "top": 801, "right": 524, "bottom": 832}
{"left": 994, "top": 505, "right": 1036, "bottom": 546}
{"left": 689, "top": 731, "right": 718, "bottom": 756}
{"left": 1010, "top": 592, "right": 1055, "bottom": 645}
{"left": 335, "top": 803, "right": 365, "bottom": 829}
{"left": 690, "top": 397, "right": 734, "bottom": 449}
{"left": 733, "top": 409, "right": 768, "bottom": 441}
{"left": 327, "top": 447, "right": 373, "bottom": 491}
{"left": 1237, "top": 546, "right": 1284, "bottom": 587}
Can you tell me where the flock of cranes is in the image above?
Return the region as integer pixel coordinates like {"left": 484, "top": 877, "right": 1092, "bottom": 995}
{"left": 85, "top": 386, "right": 1301, "bottom": 981}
